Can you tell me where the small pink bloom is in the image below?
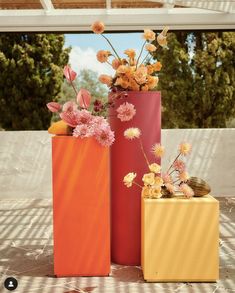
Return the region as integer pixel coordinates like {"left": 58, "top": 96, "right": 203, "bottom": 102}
{"left": 179, "top": 183, "right": 194, "bottom": 198}
{"left": 47, "top": 102, "right": 61, "bottom": 113}
{"left": 76, "top": 110, "right": 94, "bottom": 126}
{"left": 173, "top": 159, "right": 186, "bottom": 172}
{"left": 165, "top": 183, "right": 175, "bottom": 194}
{"left": 94, "top": 125, "right": 115, "bottom": 147}
{"left": 178, "top": 171, "right": 190, "bottom": 182}
{"left": 62, "top": 101, "right": 77, "bottom": 112}
{"left": 63, "top": 65, "right": 77, "bottom": 82}
{"left": 91, "top": 21, "right": 105, "bottom": 34}
{"left": 179, "top": 142, "right": 192, "bottom": 156}
{"left": 60, "top": 110, "right": 79, "bottom": 127}
{"left": 116, "top": 102, "right": 136, "bottom": 122}
{"left": 76, "top": 89, "right": 91, "bottom": 109}
{"left": 162, "top": 173, "right": 173, "bottom": 184}
{"left": 96, "top": 50, "right": 110, "bottom": 63}
{"left": 112, "top": 59, "right": 121, "bottom": 70}
{"left": 73, "top": 124, "right": 93, "bottom": 138}
{"left": 93, "top": 100, "right": 104, "bottom": 112}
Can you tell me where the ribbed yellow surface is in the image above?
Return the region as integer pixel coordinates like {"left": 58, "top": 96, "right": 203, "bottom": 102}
{"left": 141, "top": 195, "right": 219, "bottom": 282}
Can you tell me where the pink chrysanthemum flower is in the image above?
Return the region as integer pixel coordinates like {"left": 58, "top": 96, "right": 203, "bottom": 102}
{"left": 165, "top": 183, "right": 175, "bottom": 194}
{"left": 179, "top": 183, "right": 194, "bottom": 198}
{"left": 162, "top": 173, "right": 173, "bottom": 184}
{"left": 73, "top": 124, "right": 93, "bottom": 138}
{"left": 76, "top": 110, "right": 94, "bottom": 126}
{"left": 94, "top": 125, "right": 115, "bottom": 147}
{"left": 93, "top": 116, "right": 109, "bottom": 128}
{"left": 116, "top": 102, "right": 136, "bottom": 122}
{"left": 62, "top": 101, "right": 77, "bottom": 112}
{"left": 178, "top": 171, "right": 190, "bottom": 182}
{"left": 60, "top": 110, "right": 79, "bottom": 127}
{"left": 173, "top": 159, "right": 186, "bottom": 172}
{"left": 179, "top": 142, "right": 192, "bottom": 156}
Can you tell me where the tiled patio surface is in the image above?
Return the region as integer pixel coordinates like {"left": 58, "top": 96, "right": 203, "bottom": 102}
{"left": 0, "top": 197, "right": 234, "bottom": 293}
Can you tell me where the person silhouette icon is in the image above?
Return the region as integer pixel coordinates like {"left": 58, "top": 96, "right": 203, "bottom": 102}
{"left": 4, "top": 277, "right": 18, "bottom": 291}
{"left": 8, "top": 281, "right": 14, "bottom": 287}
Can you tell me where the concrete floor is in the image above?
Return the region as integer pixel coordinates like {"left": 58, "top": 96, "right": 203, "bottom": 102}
{"left": 0, "top": 197, "right": 234, "bottom": 293}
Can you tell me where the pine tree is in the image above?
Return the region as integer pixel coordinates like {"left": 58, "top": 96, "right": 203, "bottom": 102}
{"left": 153, "top": 31, "right": 235, "bottom": 128}
{"left": 0, "top": 33, "right": 70, "bottom": 130}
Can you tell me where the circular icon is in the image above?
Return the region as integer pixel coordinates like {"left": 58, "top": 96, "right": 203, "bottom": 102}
{"left": 4, "top": 277, "right": 18, "bottom": 291}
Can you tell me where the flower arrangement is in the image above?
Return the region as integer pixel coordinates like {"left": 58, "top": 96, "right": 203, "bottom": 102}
{"left": 123, "top": 127, "right": 194, "bottom": 199}
{"left": 91, "top": 21, "right": 169, "bottom": 91}
{"left": 47, "top": 66, "right": 136, "bottom": 146}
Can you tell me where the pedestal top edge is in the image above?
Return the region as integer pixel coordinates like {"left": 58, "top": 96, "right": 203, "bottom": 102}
{"left": 143, "top": 194, "right": 218, "bottom": 203}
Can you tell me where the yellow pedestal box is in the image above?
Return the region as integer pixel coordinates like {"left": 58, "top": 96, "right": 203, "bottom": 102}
{"left": 141, "top": 195, "right": 219, "bottom": 282}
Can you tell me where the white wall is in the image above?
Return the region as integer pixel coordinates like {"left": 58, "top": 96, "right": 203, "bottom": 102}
{"left": 0, "top": 129, "right": 234, "bottom": 198}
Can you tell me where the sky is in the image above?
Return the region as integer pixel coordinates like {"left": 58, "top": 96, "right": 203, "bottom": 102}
{"left": 64, "top": 33, "right": 143, "bottom": 76}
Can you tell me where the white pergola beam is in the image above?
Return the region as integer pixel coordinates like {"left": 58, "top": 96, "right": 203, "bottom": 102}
{"left": 40, "top": 0, "right": 54, "bottom": 11}
{"left": 151, "top": 0, "right": 235, "bottom": 12}
{"left": 106, "top": 0, "right": 112, "bottom": 10}
{"left": 0, "top": 8, "right": 234, "bottom": 32}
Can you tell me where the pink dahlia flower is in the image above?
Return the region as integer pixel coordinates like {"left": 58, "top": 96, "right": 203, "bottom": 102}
{"left": 94, "top": 125, "right": 115, "bottom": 147}
{"left": 73, "top": 124, "right": 93, "bottom": 138}
{"left": 173, "top": 159, "right": 186, "bottom": 172}
{"left": 116, "top": 102, "right": 136, "bottom": 122}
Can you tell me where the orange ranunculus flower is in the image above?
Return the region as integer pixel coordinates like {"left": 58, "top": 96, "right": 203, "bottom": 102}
{"left": 112, "top": 58, "right": 121, "bottom": 70}
{"left": 91, "top": 21, "right": 105, "bottom": 34}
{"left": 141, "top": 84, "right": 149, "bottom": 91}
{"left": 147, "top": 65, "right": 154, "bottom": 75}
{"left": 157, "top": 26, "right": 169, "bottom": 47}
{"left": 147, "top": 76, "right": 159, "bottom": 89}
{"left": 96, "top": 50, "right": 110, "bottom": 63}
{"left": 129, "top": 78, "right": 140, "bottom": 91}
{"left": 116, "top": 65, "right": 130, "bottom": 74}
{"left": 154, "top": 61, "right": 162, "bottom": 71}
{"left": 124, "top": 49, "right": 136, "bottom": 59}
{"left": 134, "top": 66, "right": 148, "bottom": 85}
{"left": 115, "top": 77, "right": 129, "bottom": 89}
{"left": 143, "top": 29, "right": 156, "bottom": 41}
{"left": 145, "top": 43, "right": 157, "bottom": 52}
{"left": 99, "top": 74, "right": 113, "bottom": 86}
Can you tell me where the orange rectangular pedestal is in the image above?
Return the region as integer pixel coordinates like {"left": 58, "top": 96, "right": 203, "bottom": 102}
{"left": 52, "top": 136, "right": 110, "bottom": 277}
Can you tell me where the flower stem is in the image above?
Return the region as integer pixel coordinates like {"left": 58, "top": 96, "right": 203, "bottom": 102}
{"left": 133, "top": 181, "right": 142, "bottom": 189}
{"left": 136, "top": 40, "right": 147, "bottom": 69}
{"left": 173, "top": 179, "right": 180, "bottom": 184}
{"left": 140, "top": 44, "right": 160, "bottom": 66}
{"left": 101, "top": 34, "right": 121, "bottom": 61}
{"left": 140, "top": 52, "right": 150, "bottom": 66}
{"left": 166, "top": 153, "right": 181, "bottom": 174}
{"left": 139, "top": 138, "right": 150, "bottom": 167}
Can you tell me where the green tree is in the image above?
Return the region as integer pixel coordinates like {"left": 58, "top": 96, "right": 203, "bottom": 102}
{"left": 0, "top": 33, "right": 69, "bottom": 130}
{"left": 153, "top": 31, "right": 235, "bottom": 128}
